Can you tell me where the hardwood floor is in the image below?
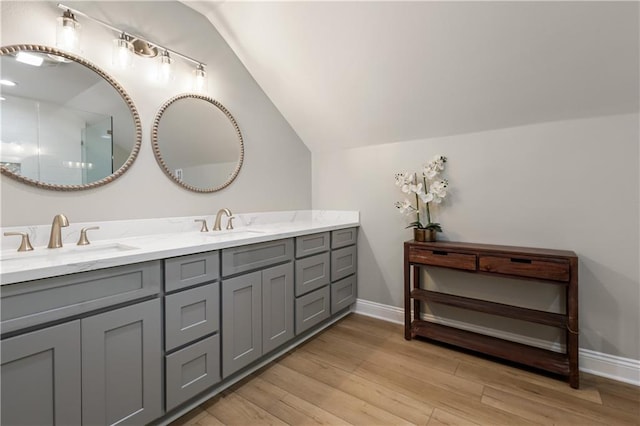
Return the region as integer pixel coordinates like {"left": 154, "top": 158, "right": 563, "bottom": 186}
{"left": 171, "top": 314, "right": 640, "bottom": 426}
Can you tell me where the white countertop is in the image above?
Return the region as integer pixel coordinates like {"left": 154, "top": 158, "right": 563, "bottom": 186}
{"left": 0, "top": 210, "right": 359, "bottom": 285}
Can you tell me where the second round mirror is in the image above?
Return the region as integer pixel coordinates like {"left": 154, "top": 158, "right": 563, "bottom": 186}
{"left": 152, "top": 94, "right": 244, "bottom": 192}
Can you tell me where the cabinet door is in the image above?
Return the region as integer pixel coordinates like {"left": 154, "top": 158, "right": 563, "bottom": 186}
{"left": 82, "top": 299, "right": 162, "bottom": 426}
{"left": 222, "top": 271, "right": 262, "bottom": 378}
{"left": 1, "top": 321, "right": 81, "bottom": 426}
{"left": 262, "top": 263, "right": 294, "bottom": 354}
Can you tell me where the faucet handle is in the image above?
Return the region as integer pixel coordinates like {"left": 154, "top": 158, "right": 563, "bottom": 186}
{"left": 194, "top": 219, "right": 209, "bottom": 232}
{"left": 226, "top": 216, "right": 235, "bottom": 230}
{"left": 4, "top": 232, "right": 34, "bottom": 252}
{"left": 77, "top": 226, "right": 100, "bottom": 246}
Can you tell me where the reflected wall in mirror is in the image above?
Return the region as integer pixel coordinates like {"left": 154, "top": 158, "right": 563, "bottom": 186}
{"left": 0, "top": 45, "right": 141, "bottom": 190}
{"left": 152, "top": 94, "right": 244, "bottom": 193}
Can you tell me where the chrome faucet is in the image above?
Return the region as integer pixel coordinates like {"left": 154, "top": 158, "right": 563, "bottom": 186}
{"left": 213, "top": 208, "right": 234, "bottom": 231}
{"left": 48, "top": 214, "right": 69, "bottom": 248}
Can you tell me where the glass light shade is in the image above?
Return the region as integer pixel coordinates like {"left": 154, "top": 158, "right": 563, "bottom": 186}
{"left": 193, "top": 65, "right": 207, "bottom": 93}
{"left": 112, "top": 35, "right": 134, "bottom": 70}
{"left": 56, "top": 11, "right": 81, "bottom": 54}
{"left": 156, "top": 51, "right": 173, "bottom": 84}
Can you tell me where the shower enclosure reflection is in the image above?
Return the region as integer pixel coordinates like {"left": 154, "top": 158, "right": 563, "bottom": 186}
{"left": 2, "top": 96, "right": 118, "bottom": 185}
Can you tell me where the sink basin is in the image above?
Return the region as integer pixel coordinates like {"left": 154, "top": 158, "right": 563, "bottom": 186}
{"left": 1, "top": 243, "right": 139, "bottom": 263}
{"left": 205, "top": 229, "right": 266, "bottom": 239}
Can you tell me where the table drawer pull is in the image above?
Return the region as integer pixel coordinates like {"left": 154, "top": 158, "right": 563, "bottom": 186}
{"left": 510, "top": 258, "right": 532, "bottom": 264}
{"left": 433, "top": 251, "right": 448, "bottom": 256}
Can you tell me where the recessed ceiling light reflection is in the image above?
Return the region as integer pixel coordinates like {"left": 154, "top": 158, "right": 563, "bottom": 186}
{"left": 0, "top": 80, "right": 17, "bottom": 87}
{"left": 16, "top": 52, "right": 44, "bottom": 67}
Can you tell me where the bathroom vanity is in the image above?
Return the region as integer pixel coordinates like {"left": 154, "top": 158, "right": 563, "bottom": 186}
{"left": 0, "top": 211, "right": 358, "bottom": 425}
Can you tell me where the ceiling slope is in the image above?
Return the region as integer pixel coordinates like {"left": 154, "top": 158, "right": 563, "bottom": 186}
{"left": 185, "top": 1, "right": 639, "bottom": 152}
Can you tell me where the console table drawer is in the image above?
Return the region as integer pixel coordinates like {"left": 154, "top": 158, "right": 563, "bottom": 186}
{"left": 479, "top": 255, "right": 570, "bottom": 282}
{"left": 409, "top": 247, "right": 476, "bottom": 271}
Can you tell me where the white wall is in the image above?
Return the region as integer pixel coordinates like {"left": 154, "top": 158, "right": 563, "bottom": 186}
{"left": 313, "top": 113, "right": 640, "bottom": 360}
{"left": 0, "top": 1, "right": 311, "bottom": 225}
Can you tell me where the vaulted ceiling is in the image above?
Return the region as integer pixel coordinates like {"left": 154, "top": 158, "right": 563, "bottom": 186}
{"left": 186, "top": 1, "right": 639, "bottom": 152}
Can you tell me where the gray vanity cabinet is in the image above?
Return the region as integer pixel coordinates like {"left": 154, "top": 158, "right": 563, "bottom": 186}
{"left": 0, "top": 262, "right": 163, "bottom": 426}
{"left": 1, "top": 321, "right": 82, "bottom": 426}
{"left": 294, "top": 230, "right": 357, "bottom": 335}
{"left": 329, "top": 229, "right": 357, "bottom": 314}
{"left": 221, "top": 261, "right": 294, "bottom": 378}
{"left": 82, "top": 298, "right": 162, "bottom": 426}
{"left": 163, "top": 252, "right": 222, "bottom": 412}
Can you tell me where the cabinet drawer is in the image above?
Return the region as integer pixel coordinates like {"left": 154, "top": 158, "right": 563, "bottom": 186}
{"left": 222, "top": 239, "right": 293, "bottom": 277}
{"left": 165, "top": 251, "right": 219, "bottom": 293}
{"left": 295, "top": 232, "right": 330, "bottom": 258}
{"left": 295, "top": 286, "right": 331, "bottom": 335}
{"left": 331, "top": 245, "right": 357, "bottom": 282}
{"left": 165, "top": 283, "right": 220, "bottom": 352}
{"left": 331, "top": 275, "right": 357, "bottom": 314}
{"left": 408, "top": 247, "right": 476, "bottom": 271}
{"left": 331, "top": 228, "right": 357, "bottom": 249}
{"left": 1, "top": 261, "right": 161, "bottom": 335}
{"left": 479, "top": 255, "right": 570, "bottom": 282}
{"left": 295, "top": 252, "right": 331, "bottom": 297}
{"left": 165, "top": 334, "right": 220, "bottom": 411}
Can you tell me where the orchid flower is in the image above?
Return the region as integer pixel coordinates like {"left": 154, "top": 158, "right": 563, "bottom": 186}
{"left": 395, "top": 156, "right": 450, "bottom": 232}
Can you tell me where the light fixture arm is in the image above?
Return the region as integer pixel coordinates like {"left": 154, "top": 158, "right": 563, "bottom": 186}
{"left": 56, "top": 3, "right": 206, "bottom": 67}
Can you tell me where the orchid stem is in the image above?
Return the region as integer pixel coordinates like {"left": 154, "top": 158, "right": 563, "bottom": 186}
{"left": 415, "top": 193, "right": 421, "bottom": 226}
{"left": 423, "top": 176, "right": 432, "bottom": 225}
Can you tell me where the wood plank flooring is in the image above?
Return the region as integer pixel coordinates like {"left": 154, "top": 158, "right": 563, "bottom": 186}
{"left": 171, "top": 314, "right": 640, "bottom": 426}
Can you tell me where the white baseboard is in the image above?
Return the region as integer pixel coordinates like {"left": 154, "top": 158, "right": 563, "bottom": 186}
{"left": 354, "top": 298, "right": 640, "bottom": 386}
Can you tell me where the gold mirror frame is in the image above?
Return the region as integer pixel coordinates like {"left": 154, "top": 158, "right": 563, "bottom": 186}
{"left": 151, "top": 94, "right": 244, "bottom": 193}
{"left": 0, "top": 44, "right": 142, "bottom": 191}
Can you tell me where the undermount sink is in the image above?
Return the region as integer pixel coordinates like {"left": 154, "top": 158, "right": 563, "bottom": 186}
{"left": 1, "top": 243, "right": 139, "bottom": 263}
{"left": 205, "top": 229, "right": 266, "bottom": 239}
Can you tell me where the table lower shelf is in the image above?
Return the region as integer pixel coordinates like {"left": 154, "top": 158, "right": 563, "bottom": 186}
{"left": 409, "top": 319, "right": 570, "bottom": 376}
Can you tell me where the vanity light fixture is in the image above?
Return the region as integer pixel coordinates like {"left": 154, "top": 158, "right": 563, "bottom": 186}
{"left": 56, "top": 8, "right": 81, "bottom": 54}
{"left": 56, "top": 3, "right": 208, "bottom": 91}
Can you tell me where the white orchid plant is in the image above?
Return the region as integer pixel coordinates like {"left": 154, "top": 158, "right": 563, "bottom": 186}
{"left": 394, "top": 155, "right": 449, "bottom": 232}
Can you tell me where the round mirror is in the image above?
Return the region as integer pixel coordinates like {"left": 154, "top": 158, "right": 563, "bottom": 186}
{"left": 0, "top": 45, "right": 141, "bottom": 190}
{"left": 152, "top": 94, "right": 244, "bottom": 193}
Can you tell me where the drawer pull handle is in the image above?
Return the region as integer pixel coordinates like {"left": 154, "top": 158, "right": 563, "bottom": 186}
{"left": 510, "top": 258, "right": 532, "bottom": 264}
{"left": 432, "top": 250, "right": 448, "bottom": 256}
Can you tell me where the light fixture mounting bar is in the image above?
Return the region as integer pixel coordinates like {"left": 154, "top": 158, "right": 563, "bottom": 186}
{"left": 56, "top": 3, "right": 206, "bottom": 67}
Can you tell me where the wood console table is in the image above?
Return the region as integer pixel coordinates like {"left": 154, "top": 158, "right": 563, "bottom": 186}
{"left": 403, "top": 240, "right": 579, "bottom": 388}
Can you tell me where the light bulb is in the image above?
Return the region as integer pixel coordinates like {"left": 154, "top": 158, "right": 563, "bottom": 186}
{"left": 193, "top": 64, "right": 207, "bottom": 93}
{"left": 156, "top": 51, "right": 173, "bottom": 84}
{"left": 56, "top": 10, "right": 81, "bottom": 54}
{"left": 112, "top": 33, "right": 134, "bottom": 70}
